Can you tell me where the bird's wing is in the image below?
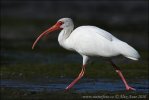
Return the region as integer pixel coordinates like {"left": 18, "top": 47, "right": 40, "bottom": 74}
{"left": 87, "top": 26, "right": 113, "bottom": 41}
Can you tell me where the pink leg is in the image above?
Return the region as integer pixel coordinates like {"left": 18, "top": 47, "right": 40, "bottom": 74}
{"left": 65, "top": 65, "right": 86, "bottom": 90}
{"left": 110, "top": 61, "right": 136, "bottom": 91}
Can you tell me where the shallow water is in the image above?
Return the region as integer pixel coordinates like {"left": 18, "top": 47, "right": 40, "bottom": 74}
{"left": 1, "top": 79, "right": 148, "bottom": 93}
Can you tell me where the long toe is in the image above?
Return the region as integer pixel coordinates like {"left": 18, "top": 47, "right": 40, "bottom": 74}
{"left": 126, "top": 86, "right": 136, "bottom": 91}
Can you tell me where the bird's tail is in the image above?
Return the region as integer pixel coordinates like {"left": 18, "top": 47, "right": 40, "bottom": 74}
{"left": 114, "top": 39, "right": 140, "bottom": 60}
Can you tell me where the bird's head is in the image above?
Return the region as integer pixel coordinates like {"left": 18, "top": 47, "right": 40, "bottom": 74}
{"left": 58, "top": 18, "right": 74, "bottom": 29}
{"left": 32, "top": 18, "right": 73, "bottom": 49}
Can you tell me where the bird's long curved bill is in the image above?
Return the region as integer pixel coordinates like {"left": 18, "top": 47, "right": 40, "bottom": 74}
{"left": 32, "top": 22, "right": 61, "bottom": 49}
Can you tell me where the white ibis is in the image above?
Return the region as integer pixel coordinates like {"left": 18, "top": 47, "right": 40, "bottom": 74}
{"left": 32, "top": 18, "right": 140, "bottom": 91}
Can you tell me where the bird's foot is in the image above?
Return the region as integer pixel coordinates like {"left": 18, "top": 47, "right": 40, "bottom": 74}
{"left": 64, "top": 85, "right": 72, "bottom": 92}
{"left": 126, "top": 86, "right": 136, "bottom": 91}
{"left": 65, "top": 86, "right": 69, "bottom": 91}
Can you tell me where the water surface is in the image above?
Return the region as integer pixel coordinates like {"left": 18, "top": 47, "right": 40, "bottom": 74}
{"left": 1, "top": 79, "right": 148, "bottom": 93}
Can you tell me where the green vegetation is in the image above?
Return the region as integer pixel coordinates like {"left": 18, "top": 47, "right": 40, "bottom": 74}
{"left": 1, "top": 61, "right": 148, "bottom": 80}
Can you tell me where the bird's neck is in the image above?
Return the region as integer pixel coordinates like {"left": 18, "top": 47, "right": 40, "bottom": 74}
{"left": 58, "top": 27, "right": 74, "bottom": 45}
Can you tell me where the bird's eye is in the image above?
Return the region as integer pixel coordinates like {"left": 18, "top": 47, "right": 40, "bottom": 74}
{"left": 59, "top": 21, "right": 63, "bottom": 25}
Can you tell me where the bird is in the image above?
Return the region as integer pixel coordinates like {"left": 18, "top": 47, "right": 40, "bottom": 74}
{"left": 32, "top": 18, "right": 140, "bottom": 91}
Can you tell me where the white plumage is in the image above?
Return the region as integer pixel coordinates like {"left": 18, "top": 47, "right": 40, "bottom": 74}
{"left": 32, "top": 18, "right": 140, "bottom": 91}
{"left": 59, "top": 25, "right": 140, "bottom": 60}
